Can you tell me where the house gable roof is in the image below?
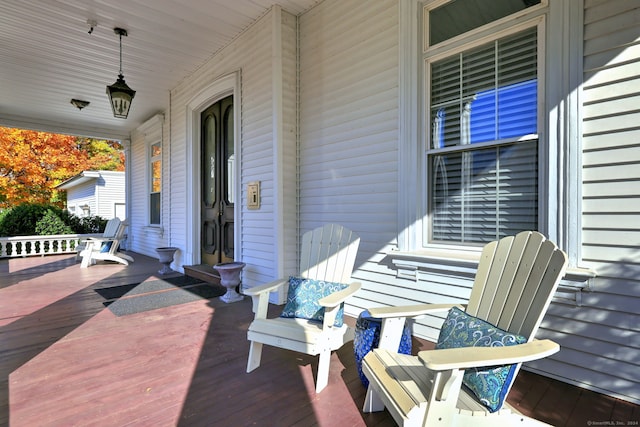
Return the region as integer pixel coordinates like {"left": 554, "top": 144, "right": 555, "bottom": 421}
{"left": 56, "top": 170, "right": 123, "bottom": 190}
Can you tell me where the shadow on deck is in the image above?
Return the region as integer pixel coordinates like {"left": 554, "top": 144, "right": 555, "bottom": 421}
{"left": 0, "top": 253, "right": 637, "bottom": 426}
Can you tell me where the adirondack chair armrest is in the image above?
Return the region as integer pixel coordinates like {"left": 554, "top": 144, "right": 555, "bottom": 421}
{"left": 243, "top": 278, "right": 288, "bottom": 297}
{"left": 78, "top": 233, "right": 103, "bottom": 242}
{"left": 367, "top": 304, "right": 464, "bottom": 351}
{"left": 318, "top": 282, "right": 361, "bottom": 331}
{"left": 367, "top": 303, "right": 466, "bottom": 319}
{"left": 318, "top": 281, "right": 361, "bottom": 308}
{"left": 417, "top": 339, "right": 560, "bottom": 371}
{"left": 244, "top": 278, "right": 288, "bottom": 319}
{"left": 83, "top": 237, "right": 112, "bottom": 244}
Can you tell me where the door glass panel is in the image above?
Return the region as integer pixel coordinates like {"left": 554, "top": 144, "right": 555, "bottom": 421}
{"left": 224, "top": 105, "right": 235, "bottom": 204}
{"left": 203, "top": 115, "right": 216, "bottom": 206}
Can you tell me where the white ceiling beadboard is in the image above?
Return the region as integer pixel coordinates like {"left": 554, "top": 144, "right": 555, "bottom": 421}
{"left": 0, "top": 0, "right": 320, "bottom": 139}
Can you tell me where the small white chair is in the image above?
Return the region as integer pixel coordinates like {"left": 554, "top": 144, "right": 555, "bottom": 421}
{"left": 245, "top": 224, "right": 361, "bottom": 393}
{"left": 75, "top": 217, "right": 121, "bottom": 261}
{"left": 79, "top": 219, "right": 133, "bottom": 268}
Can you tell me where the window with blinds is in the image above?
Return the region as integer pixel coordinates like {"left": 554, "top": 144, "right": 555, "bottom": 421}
{"left": 149, "top": 142, "right": 161, "bottom": 225}
{"left": 427, "top": 27, "right": 538, "bottom": 244}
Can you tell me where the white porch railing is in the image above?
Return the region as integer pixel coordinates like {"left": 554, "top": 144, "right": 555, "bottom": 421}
{"left": 0, "top": 233, "right": 102, "bottom": 258}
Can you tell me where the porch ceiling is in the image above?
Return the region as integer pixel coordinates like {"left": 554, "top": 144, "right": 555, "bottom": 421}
{"left": 0, "top": 0, "right": 320, "bottom": 140}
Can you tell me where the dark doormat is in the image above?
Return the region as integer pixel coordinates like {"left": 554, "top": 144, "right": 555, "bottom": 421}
{"left": 96, "top": 276, "right": 227, "bottom": 317}
{"left": 95, "top": 276, "right": 204, "bottom": 300}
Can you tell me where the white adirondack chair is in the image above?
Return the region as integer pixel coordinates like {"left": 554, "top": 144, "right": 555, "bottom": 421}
{"left": 245, "top": 224, "right": 361, "bottom": 393}
{"left": 79, "top": 218, "right": 134, "bottom": 268}
{"left": 362, "top": 231, "right": 568, "bottom": 427}
{"left": 75, "top": 217, "right": 121, "bottom": 261}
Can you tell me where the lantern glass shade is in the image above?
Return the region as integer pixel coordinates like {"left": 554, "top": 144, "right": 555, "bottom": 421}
{"left": 106, "top": 74, "right": 136, "bottom": 119}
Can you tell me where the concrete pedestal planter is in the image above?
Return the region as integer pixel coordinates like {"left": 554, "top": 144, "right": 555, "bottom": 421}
{"left": 213, "top": 262, "right": 246, "bottom": 303}
{"left": 156, "top": 247, "right": 178, "bottom": 275}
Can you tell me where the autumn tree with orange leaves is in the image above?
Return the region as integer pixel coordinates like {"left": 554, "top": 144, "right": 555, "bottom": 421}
{"left": 0, "top": 126, "right": 124, "bottom": 209}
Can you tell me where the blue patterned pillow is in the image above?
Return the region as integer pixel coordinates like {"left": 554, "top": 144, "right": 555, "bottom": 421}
{"left": 100, "top": 241, "right": 113, "bottom": 253}
{"left": 280, "top": 276, "right": 349, "bottom": 327}
{"left": 435, "top": 307, "right": 527, "bottom": 412}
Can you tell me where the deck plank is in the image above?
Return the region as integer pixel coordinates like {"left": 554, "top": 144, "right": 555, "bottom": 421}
{"left": 0, "top": 253, "right": 637, "bottom": 427}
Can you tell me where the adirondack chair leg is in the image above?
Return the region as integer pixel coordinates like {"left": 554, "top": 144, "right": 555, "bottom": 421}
{"left": 79, "top": 242, "right": 95, "bottom": 268}
{"left": 247, "top": 341, "right": 263, "bottom": 373}
{"left": 75, "top": 242, "right": 87, "bottom": 261}
{"left": 315, "top": 349, "right": 331, "bottom": 393}
{"left": 119, "top": 253, "right": 134, "bottom": 263}
{"left": 363, "top": 386, "right": 386, "bottom": 413}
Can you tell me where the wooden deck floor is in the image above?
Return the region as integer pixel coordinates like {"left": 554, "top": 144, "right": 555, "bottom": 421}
{"left": 1, "top": 253, "right": 637, "bottom": 427}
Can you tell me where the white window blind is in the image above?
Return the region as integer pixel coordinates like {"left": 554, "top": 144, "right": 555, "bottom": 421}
{"left": 428, "top": 27, "right": 538, "bottom": 244}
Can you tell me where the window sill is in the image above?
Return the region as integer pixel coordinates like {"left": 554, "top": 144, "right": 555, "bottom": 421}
{"left": 144, "top": 225, "right": 164, "bottom": 237}
{"left": 388, "top": 249, "right": 596, "bottom": 307}
{"left": 389, "top": 248, "right": 482, "bottom": 280}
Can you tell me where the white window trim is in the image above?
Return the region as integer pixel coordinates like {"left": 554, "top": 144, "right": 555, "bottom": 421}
{"left": 149, "top": 140, "right": 162, "bottom": 226}
{"left": 397, "top": 0, "right": 585, "bottom": 268}
{"left": 184, "top": 71, "right": 241, "bottom": 267}
{"left": 137, "top": 114, "right": 164, "bottom": 229}
{"left": 545, "top": 0, "right": 584, "bottom": 266}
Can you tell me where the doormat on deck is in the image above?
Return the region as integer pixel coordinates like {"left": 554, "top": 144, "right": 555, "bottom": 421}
{"left": 96, "top": 276, "right": 227, "bottom": 317}
{"left": 95, "top": 276, "right": 204, "bottom": 300}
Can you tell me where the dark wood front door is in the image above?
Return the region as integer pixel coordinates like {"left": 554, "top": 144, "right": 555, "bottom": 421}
{"left": 201, "top": 95, "right": 234, "bottom": 265}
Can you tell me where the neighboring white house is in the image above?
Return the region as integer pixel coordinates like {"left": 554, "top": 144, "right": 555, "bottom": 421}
{"left": 56, "top": 170, "right": 126, "bottom": 220}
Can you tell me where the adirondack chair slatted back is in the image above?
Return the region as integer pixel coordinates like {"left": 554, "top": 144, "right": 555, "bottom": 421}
{"left": 106, "top": 220, "right": 128, "bottom": 254}
{"left": 103, "top": 218, "right": 122, "bottom": 239}
{"left": 466, "top": 231, "right": 567, "bottom": 340}
{"left": 299, "top": 223, "right": 360, "bottom": 284}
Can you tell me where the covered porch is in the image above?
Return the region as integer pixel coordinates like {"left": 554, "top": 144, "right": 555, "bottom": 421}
{"left": 1, "top": 253, "right": 636, "bottom": 426}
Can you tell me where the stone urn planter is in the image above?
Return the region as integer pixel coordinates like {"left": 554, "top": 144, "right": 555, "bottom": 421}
{"left": 213, "top": 261, "right": 246, "bottom": 303}
{"left": 156, "top": 247, "right": 178, "bottom": 275}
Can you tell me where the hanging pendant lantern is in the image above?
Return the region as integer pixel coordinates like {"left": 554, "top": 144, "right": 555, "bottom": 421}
{"left": 106, "top": 28, "right": 136, "bottom": 119}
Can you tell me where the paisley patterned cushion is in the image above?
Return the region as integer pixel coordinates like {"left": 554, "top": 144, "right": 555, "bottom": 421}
{"left": 280, "top": 276, "right": 348, "bottom": 327}
{"left": 436, "top": 307, "right": 527, "bottom": 412}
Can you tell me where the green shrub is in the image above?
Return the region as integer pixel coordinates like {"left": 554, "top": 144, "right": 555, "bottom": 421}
{"left": 0, "top": 204, "right": 51, "bottom": 236}
{"left": 75, "top": 214, "right": 107, "bottom": 234}
{"left": 0, "top": 203, "right": 108, "bottom": 236}
{"left": 35, "top": 209, "right": 74, "bottom": 235}
{"left": 58, "top": 210, "right": 107, "bottom": 234}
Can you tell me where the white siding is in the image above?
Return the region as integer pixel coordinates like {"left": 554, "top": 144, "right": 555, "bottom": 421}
{"left": 66, "top": 182, "right": 96, "bottom": 217}
{"left": 556, "top": 0, "right": 640, "bottom": 404}
{"left": 278, "top": 11, "right": 299, "bottom": 291}
{"left": 298, "top": 0, "right": 400, "bottom": 315}
{"left": 129, "top": 115, "right": 167, "bottom": 258}
{"left": 235, "top": 11, "right": 278, "bottom": 286}
{"left": 164, "top": 7, "right": 297, "bottom": 287}
{"left": 95, "top": 171, "right": 125, "bottom": 220}
{"left": 296, "top": 0, "right": 640, "bottom": 404}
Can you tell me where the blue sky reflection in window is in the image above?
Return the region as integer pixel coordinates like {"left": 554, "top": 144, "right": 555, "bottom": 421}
{"left": 432, "top": 79, "right": 537, "bottom": 149}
